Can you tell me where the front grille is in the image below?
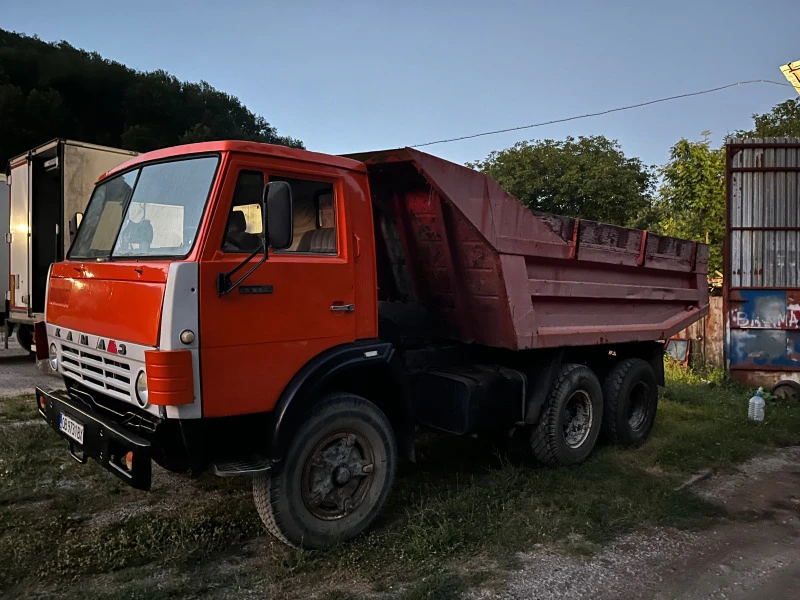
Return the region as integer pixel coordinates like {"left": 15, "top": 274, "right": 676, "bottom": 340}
{"left": 60, "top": 343, "right": 133, "bottom": 401}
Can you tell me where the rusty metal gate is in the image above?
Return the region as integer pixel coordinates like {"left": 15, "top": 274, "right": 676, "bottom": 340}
{"left": 725, "top": 138, "right": 800, "bottom": 389}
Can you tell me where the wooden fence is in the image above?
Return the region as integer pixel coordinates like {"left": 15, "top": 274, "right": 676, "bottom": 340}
{"left": 672, "top": 296, "right": 723, "bottom": 369}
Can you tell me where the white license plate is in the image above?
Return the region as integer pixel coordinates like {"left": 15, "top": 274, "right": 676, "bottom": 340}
{"left": 59, "top": 413, "right": 85, "bottom": 445}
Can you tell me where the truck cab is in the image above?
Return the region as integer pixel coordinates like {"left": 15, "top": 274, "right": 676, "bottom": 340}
{"left": 37, "top": 142, "right": 406, "bottom": 548}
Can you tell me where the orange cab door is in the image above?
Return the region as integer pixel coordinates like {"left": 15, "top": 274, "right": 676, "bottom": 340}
{"left": 198, "top": 158, "right": 356, "bottom": 417}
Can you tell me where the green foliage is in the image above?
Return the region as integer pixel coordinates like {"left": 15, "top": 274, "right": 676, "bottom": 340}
{"left": 739, "top": 97, "right": 800, "bottom": 138}
{"left": 467, "top": 136, "right": 655, "bottom": 226}
{"left": 0, "top": 30, "right": 302, "bottom": 164}
{"left": 648, "top": 135, "right": 726, "bottom": 274}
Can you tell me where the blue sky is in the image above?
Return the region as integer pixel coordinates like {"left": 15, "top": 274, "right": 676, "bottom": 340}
{"left": 3, "top": 0, "right": 798, "bottom": 168}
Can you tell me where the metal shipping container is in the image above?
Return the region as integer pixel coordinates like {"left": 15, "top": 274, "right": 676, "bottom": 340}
{"left": 725, "top": 138, "right": 800, "bottom": 396}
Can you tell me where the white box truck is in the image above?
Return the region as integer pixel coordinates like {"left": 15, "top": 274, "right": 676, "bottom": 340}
{"left": 6, "top": 139, "right": 138, "bottom": 352}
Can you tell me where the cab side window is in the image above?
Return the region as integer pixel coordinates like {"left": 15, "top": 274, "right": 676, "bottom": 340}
{"left": 272, "top": 176, "right": 336, "bottom": 254}
{"left": 222, "top": 170, "right": 264, "bottom": 254}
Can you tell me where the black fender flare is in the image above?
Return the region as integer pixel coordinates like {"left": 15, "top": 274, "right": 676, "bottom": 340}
{"left": 270, "top": 339, "right": 414, "bottom": 461}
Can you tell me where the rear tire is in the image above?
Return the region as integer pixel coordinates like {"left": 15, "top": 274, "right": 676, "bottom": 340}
{"left": 531, "top": 364, "right": 603, "bottom": 466}
{"left": 253, "top": 393, "right": 396, "bottom": 549}
{"left": 601, "top": 358, "right": 658, "bottom": 446}
{"left": 772, "top": 380, "right": 800, "bottom": 401}
{"left": 16, "top": 324, "right": 33, "bottom": 354}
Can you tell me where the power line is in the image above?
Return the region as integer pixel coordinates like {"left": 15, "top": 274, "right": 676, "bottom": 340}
{"left": 410, "top": 79, "right": 794, "bottom": 148}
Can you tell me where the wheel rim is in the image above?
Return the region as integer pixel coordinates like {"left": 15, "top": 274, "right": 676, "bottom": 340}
{"left": 301, "top": 430, "right": 375, "bottom": 521}
{"left": 563, "top": 390, "right": 593, "bottom": 448}
{"left": 627, "top": 382, "right": 649, "bottom": 431}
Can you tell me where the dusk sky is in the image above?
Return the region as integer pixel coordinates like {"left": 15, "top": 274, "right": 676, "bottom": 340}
{"left": 4, "top": 0, "right": 798, "bottom": 167}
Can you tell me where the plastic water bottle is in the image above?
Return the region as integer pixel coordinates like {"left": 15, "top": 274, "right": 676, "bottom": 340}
{"left": 748, "top": 387, "right": 765, "bottom": 422}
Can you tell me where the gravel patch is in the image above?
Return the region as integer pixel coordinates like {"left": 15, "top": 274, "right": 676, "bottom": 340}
{"left": 467, "top": 447, "right": 800, "bottom": 600}
{"left": 694, "top": 447, "right": 800, "bottom": 504}
{"left": 467, "top": 529, "right": 699, "bottom": 600}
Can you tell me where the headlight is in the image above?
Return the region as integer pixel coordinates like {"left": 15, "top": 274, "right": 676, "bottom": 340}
{"left": 48, "top": 343, "right": 58, "bottom": 372}
{"left": 135, "top": 371, "right": 149, "bottom": 407}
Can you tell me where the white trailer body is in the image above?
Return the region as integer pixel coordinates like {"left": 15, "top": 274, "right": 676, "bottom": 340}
{"left": 6, "top": 140, "right": 137, "bottom": 348}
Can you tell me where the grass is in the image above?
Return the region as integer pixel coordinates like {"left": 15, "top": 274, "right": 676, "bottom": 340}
{"left": 1, "top": 362, "right": 799, "bottom": 598}
{"left": 0, "top": 394, "right": 37, "bottom": 421}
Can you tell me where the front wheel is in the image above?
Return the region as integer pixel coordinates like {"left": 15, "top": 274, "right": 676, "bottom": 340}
{"left": 253, "top": 393, "right": 396, "bottom": 549}
{"left": 530, "top": 364, "right": 603, "bottom": 466}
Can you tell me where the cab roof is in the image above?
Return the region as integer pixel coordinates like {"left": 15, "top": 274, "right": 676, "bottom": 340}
{"left": 100, "top": 140, "right": 367, "bottom": 181}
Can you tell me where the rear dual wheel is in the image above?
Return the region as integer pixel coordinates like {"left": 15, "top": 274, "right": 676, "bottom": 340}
{"left": 531, "top": 364, "right": 604, "bottom": 466}
{"left": 16, "top": 324, "right": 34, "bottom": 354}
{"left": 530, "top": 358, "right": 659, "bottom": 466}
{"left": 253, "top": 393, "right": 396, "bottom": 549}
{"left": 601, "top": 358, "right": 658, "bottom": 446}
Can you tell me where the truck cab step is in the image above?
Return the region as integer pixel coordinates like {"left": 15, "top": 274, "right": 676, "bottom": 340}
{"left": 211, "top": 457, "right": 271, "bottom": 477}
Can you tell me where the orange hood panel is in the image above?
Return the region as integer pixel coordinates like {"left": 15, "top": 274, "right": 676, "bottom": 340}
{"left": 47, "top": 263, "right": 168, "bottom": 347}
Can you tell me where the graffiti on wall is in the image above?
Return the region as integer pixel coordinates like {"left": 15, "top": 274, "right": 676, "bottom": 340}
{"left": 729, "top": 290, "right": 800, "bottom": 329}
{"left": 729, "top": 290, "right": 800, "bottom": 367}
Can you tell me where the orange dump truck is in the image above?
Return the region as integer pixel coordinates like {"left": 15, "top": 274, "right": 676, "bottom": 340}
{"left": 35, "top": 142, "right": 708, "bottom": 548}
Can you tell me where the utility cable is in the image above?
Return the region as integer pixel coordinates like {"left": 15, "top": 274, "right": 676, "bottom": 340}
{"left": 410, "top": 79, "right": 794, "bottom": 148}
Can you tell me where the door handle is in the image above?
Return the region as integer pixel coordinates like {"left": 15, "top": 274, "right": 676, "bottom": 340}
{"left": 330, "top": 304, "right": 355, "bottom": 312}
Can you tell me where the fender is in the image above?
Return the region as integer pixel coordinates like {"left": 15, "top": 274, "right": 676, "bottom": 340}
{"left": 270, "top": 339, "right": 414, "bottom": 461}
{"left": 524, "top": 348, "right": 564, "bottom": 425}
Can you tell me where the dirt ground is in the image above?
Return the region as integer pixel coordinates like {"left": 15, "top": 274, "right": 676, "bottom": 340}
{"left": 0, "top": 336, "right": 63, "bottom": 398}
{"left": 469, "top": 448, "right": 800, "bottom": 600}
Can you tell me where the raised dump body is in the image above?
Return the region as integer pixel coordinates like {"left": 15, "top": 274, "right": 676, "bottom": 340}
{"left": 359, "top": 147, "right": 710, "bottom": 350}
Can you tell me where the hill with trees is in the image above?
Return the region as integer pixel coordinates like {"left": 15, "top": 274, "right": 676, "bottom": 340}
{"left": 0, "top": 29, "right": 302, "bottom": 165}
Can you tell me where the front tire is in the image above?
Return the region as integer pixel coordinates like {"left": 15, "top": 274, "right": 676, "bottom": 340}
{"left": 254, "top": 393, "right": 396, "bottom": 549}
{"left": 531, "top": 364, "right": 603, "bottom": 466}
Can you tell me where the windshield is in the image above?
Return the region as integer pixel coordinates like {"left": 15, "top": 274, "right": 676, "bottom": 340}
{"left": 69, "top": 155, "right": 219, "bottom": 260}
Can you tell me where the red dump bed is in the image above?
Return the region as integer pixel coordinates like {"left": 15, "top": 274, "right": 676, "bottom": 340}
{"left": 356, "top": 147, "right": 709, "bottom": 351}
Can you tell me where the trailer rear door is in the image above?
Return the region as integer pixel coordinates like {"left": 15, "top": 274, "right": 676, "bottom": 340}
{"left": 8, "top": 160, "right": 30, "bottom": 313}
{"left": 0, "top": 175, "right": 8, "bottom": 318}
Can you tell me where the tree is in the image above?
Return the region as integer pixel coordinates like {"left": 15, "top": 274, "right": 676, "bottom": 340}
{"left": 739, "top": 97, "right": 800, "bottom": 138}
{"left": 467, "top": 136, "right": 655, "bottom": 226}
{"left": 650, "top": 135, "right": 726, "bottom": 274}
{"left": 0, "top": 29, "right": 302, "bottom": 164}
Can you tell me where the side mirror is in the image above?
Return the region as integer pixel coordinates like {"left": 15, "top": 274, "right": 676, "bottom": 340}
{"left": 263, "top": 181, "right": 293, "bottom": 250}
{"left": 69, "top": 212, "right": 84, "bottom": 241}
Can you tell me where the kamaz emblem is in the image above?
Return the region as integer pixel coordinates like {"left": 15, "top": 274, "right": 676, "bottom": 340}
{"left": 103, "top": 340, "right": 125, "bottom": 355}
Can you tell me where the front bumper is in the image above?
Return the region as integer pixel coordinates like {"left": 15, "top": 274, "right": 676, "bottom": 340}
{"left": 35, "top": 387, "right": 152, "bottom": 490}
